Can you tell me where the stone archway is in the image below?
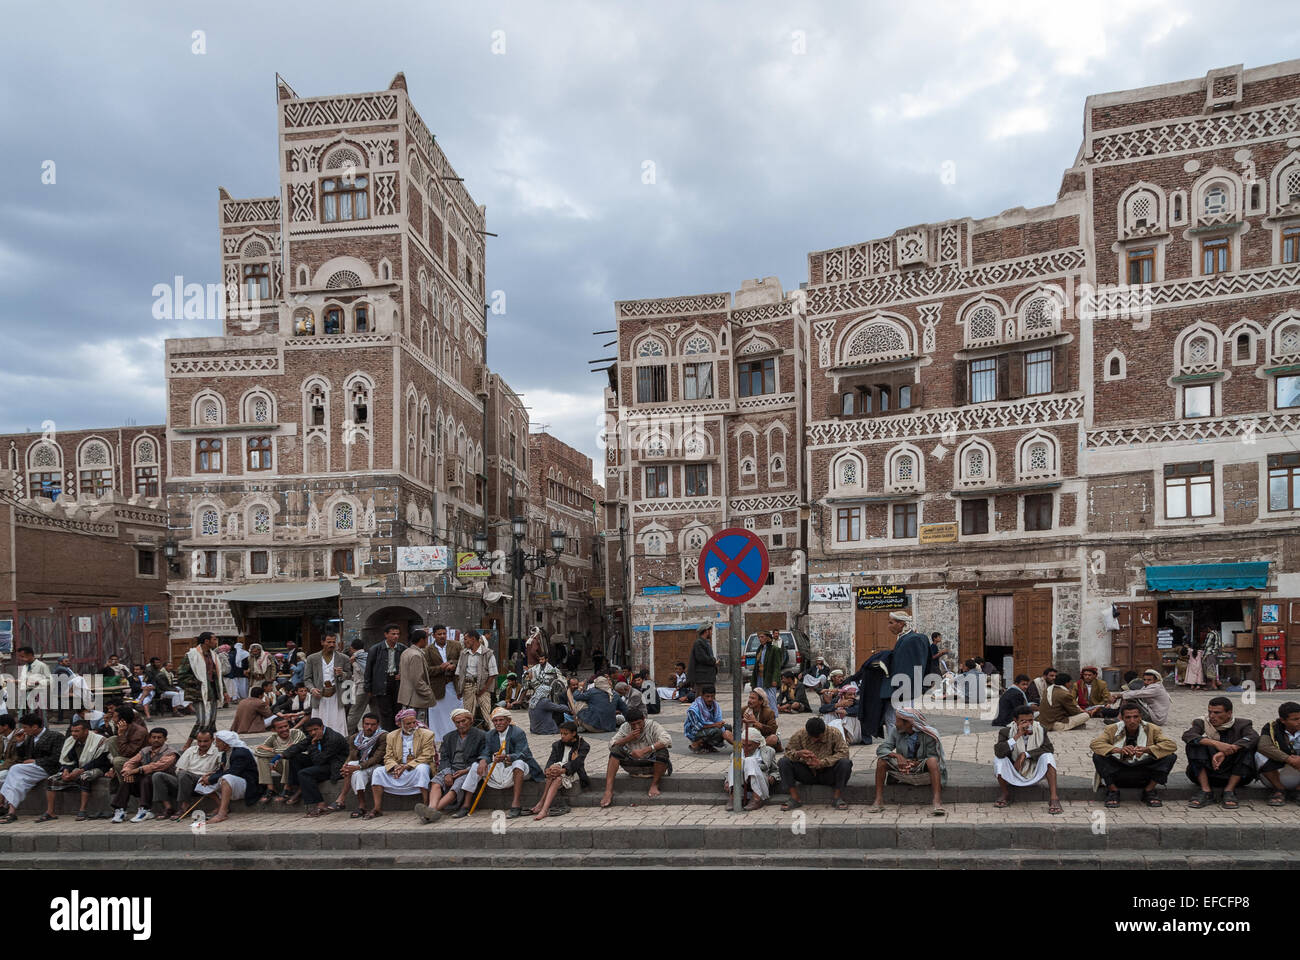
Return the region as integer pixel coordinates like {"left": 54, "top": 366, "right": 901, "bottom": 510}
{"left": 362, "top": 606, "right": 425, "bottom": 647}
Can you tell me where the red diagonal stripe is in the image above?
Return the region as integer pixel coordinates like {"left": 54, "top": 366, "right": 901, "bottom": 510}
{"left": 708, "top": 541, "right": 757, "bottom": 592}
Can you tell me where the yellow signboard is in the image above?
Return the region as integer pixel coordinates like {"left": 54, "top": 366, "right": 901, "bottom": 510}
{"left": 918, "top": 522, "right": 958, "bottom": 544}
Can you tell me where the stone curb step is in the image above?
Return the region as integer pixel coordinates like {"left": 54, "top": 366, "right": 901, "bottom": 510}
{"left": 3, "top": 822, "right": 1297, "bottom": 853}
{"left": 2, "top": 849, "right": 1297, "bottom": 870}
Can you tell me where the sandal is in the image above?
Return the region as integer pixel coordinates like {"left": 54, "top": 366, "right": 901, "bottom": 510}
{"left": 0, "top": 814, "right": 16, "bottom": 824}
{"left": 75, "top": 811, "right": 91, "bottom": 822}
{"left": 1187, "top": 791, "right": 1214, "bottom": 809}
{"left": 1221, "top": 790, "right": 1240, "bottom": 810}
{"left": 304, "top": 809, "right": 325, "bottom": 818}
{"left": 1267, "top": 790, "right": 1286, "bottom": 807}
{"left": 1142, "top": 791, "right": 1163, "bottom": 808}
{"left": 350, "top": 809, "right": 366, "bottom": 819}
{"left": 1048, "top": 803, "right": 1063, "bottom": 815}
{"left": 780, "top": 799, "right": 803, "bottom": 812}
{"left": 363, "top": 809, "right": 383, "bottom": 820}
{"left": 322, "top": 802, "right": 344, "bottom": 813}
{"left": 831, "top": 798, "right": 849, "bottom": 810}
{"left": 994, "top": 797, "right": 1013, "bottom": 808}
{"left": 35, "top": 813, "right": 57, "bottom": 823}
{"left": 1105, "top": 792, "right": 1121, "bottom": 808}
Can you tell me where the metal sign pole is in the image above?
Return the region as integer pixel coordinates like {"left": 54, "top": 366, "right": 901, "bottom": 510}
{"left": 730, "top": 602, "right": 743, "bottom": 814}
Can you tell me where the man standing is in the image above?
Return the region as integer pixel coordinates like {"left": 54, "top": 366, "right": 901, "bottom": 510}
{"left": 870, "top": 708, "right": 947, "bottom": 816}
{"left": 398, "top": 629, "right": 437, "bottom": 726}
{"left": 282, "top": 718, "right": 349, "bottom": 817}
{"left": 456, "top": 630, "right": 497, "bottom": 730}
{"left": 345, "top": 638, "right": 369, "bottom": 736}
{"left": 1256, "top": 701, "right": 1300, "bottom": 803}
{"left": 1183, "top": 696, "right": 1258, "bottom": 809}
{"left": 177, "top": 632, "right": 223, "bottom": 748}
{"left": 685, "top": 624, "right": 717, "bottom": 696}
{"left": 886, "top": 612, "right": 934, "bottom": 705}
{"left": 37, "top": 718, "right": 109, "bottom": 823}
{"left": 455, "top": 707, "right": 543, "bottom": 819}
{"left": 364, "top": 624, "right": 406, "bottom": 732}
{"left": 599, "top": 708, "right": 672, "bottom": 806}
{"left": 751, "top": 632, "right": 783, "bottom": 713}
{"left": 335, "top": 713, "right": 387, "bottom": 817}
{"left": 778, "top": 716, "right": 852, "bottom": 811}
{"left": 304, "top": 633, "right": 348, "bottom": 736}
{"left": 1090, "top": 702, "right": 1178, "bottom": 807}
{"left": 425, "top": 624, "right": 464, "bottom": 739}
{"left": 525, "top": 626, "right": 547, "bottom": 668}
{"left": 115, "top": 727, "right": 178, "bottom": 823}
{"left": 14, "top": 647, "right": 52, "bottom": 717}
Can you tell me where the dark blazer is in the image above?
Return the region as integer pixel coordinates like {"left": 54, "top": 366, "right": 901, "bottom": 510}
{"left": 364, "top": 640, "right": 407, "bottom": 694}
{"left": 220, "top": 746, "right": 266, "bottom": 806}
{"left": 438, "top": 726, "right": 490, "bottom": 772}
{"left": 21, "top": 728, "right": 66, "bottom": 776}
{"left": 992, "top": 686, "right": 1031, "bottom": 727}
{"left": 283, "top": 728, "right": 350, "bottom": 781}
{"left": 686, "top": 635, "right": 717, "bottom": 686}
{"left": 545, "top": 736, "right": 591, "bottom": 787}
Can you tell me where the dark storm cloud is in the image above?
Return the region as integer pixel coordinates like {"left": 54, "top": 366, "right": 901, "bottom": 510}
{"left": 1, "top": 0, "right": 1296, "bottom": 471}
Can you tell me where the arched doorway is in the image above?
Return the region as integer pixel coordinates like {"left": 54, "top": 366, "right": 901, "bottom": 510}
{"left": 363, "top": 606, "right": 424, "bottom": 647}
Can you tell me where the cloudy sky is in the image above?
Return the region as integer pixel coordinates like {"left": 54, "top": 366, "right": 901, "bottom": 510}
{"left": 2, "top": 1, "right": 1297, "bottom": 478}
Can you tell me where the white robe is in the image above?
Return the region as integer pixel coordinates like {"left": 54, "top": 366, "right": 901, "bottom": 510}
{"left": 311, "top": 654, "right": 348, "bottom": 736}
{"left": 426, "top": 642, "right": 464, "bottom": 740}
{"left": 993, "top": 753, "right": 1057, "bottom": 787}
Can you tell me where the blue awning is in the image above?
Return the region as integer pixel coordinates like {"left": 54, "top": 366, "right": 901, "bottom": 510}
{"left": 1145, "top": 562, "right": 1270, "bottom": 592}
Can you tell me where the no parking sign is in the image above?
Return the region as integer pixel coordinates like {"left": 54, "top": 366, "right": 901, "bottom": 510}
{"left": 697, "top": 528, "right": 769, "bottom": 605}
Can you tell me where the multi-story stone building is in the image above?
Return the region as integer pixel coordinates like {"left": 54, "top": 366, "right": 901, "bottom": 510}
{"left": 3, "top": 425, "right": 167, "bottom": 504}
{"left": 610, "top": 60, "right": 1300, "bottom": 688}
{"left": 164, "top": 73, "right": 507, "bottom": 651}
{"left": 606, "top": 278, "right": 808, "bottom": 681}
{"left": 527, "top": 431, "right": 598, "bottom": 643}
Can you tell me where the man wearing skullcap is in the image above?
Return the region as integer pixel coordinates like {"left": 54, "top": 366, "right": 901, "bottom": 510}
{"left": 453, "top": 707, "right": 542, "bottom": 819}
{"left": 367, "top": 709, "right": 437, "bottom": 819}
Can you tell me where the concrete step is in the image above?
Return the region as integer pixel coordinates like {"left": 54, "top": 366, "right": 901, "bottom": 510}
{"left": 17, "top": 772, "right": 1237, "bottom": 815}
{"left": 2, "top": 848, "right": 1297, "bottom": 869}
{"left": 2, "top": 821, "right": 1296, "bottom": 854}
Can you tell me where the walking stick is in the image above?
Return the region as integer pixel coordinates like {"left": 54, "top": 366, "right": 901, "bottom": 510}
{"left": 177, "top": 792, "right": 210, "bottom": 823}
{"left": 467, "top": 744, "right": 506, "bottom": 816}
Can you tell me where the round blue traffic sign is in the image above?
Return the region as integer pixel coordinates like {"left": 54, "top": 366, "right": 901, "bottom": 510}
{"left": 697, "top": 527, "right": 770, "bottom": 605}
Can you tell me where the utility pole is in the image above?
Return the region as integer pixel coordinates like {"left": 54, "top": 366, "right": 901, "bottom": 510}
{"left": 730, "top": 601, "right": 743, "bottom": 814}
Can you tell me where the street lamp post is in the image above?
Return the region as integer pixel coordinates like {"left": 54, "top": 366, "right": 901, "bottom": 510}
{"left": 476, "top": 518, "right": 566, "bottom": 659}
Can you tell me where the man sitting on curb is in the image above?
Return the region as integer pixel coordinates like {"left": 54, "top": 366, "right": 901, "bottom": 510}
{"left": 282, "top": 718, "right": 350, "bottom": 818}
{"left": 600, "top": 708, "right": 672, "bottom": 807}
{"left": 113, "top": 727, "right": 178, "bottom": 823}
{"left": 334, "top": 713, "right": 386, "bottom": 818}
{"left": 725, "top": 722, "right": 780, "bottom": 811}
{"left": 870, "top": 707, "right": 948, "bottom": 816}
{"left": 417, "top": 709, "right": 487, "bottom": 823}
{"left": 993, "top": 705, "right": 1063, "bottom": 814}
{"left": 36, "top": 718, "right": 110, "bottom": 823}
{"left": 684, "top": 685, "right": 729, "bottom": 752}
{"left": 252, "top": 716, "right": 306, "bottom": 803}
{"left": 1182, "top": 696, "right": 1258, "bottom": 810}
{"left": 1035, "top": 673, "right": 1089, "bottom": 732}
{"left": 1089, "top": 702, "right": 1178, "bottom": 807}
{"left": 532, "top": 721, "right": 589, "bottom": 820}
{"left": 454, "top": 708, "right": 543, "bottom": 820}
{"left": 0, "top": 713, "right": 63, "bottom": 823}
{"left": 1256, "top": 701, "right": 1300, "bottom": 805}
{"left": 367, "top": 709, "right": 437, "bottom": 820}
{"left": 779, "top": 716, "right": 851, "bottom": 812}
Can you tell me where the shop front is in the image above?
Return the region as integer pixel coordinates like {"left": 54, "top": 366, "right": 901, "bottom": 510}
{"left": 1110, "top": 563, "right": 1297, "bottom": 689}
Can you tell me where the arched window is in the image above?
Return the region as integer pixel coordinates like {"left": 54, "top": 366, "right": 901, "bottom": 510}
{"left": 1019, "top": 293, "right": 1062, "bottom": 338}
{"left": 200, "top": 508, "right": 220, "bottom": 537}
{"left": 1018, "top": 433, "right": 1059, "bottom": 481}
{"left": 251, "top": 505, "right": 272, "bottom": 536}
{"left": 957, "top": 440, "right": 994, "bottom": 486}
{"left": 334, "top": 502, "right": 355, "bottom": 532}
{"left": 1203, "top": 182, "right": 1230, "bottom": 217}
{"left": 841, "top": 318, "right": 911, "bottom": 365}
{"left": 832, "top": 452, "right": 865, "bottom": 489}
{"left": 682, "top": 333, "right": 713, "bottom": 355}
{"left": 964, "top": 301, "right": 1001, "bottom": 346}
{"left": 636, "top": 337, "right": 666, "bottom": 358}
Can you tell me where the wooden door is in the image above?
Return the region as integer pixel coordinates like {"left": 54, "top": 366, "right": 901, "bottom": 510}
{"left": 854, "top": 608, "right": 908, "bottom": 670}
{"left": 1111, "top": 601, "right": 1157, "bottom": 673}
{"left": 958, "top": 591, "right": 983, "bottom": 666}
{"left": 746, "top": 612, "right": 787, "bottom": 638}
{"left": 653, "top": 629, "right": 696, "bottom": 687}
{"left": 1012, "top": 590, "right": 1053, "bottom": 677}
{"left": 1280, "top": 600, "right": 1300, "bottom": 688}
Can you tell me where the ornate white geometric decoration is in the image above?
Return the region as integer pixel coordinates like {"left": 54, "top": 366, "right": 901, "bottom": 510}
{"left": 81, "top": 442, "right": 108, "bottom": 466}
{"left": 896, "top": 231, "right": 927, "bottom": 266}
{"left": 918, "top": 303, "right": 942, "bottom": 354}
{"left": 814, "top": 320, "right": 836, "bottom": 368}
{"left": 808, "top": 395, "right": 1084, "bottom": 446}
{"left": 282, "top": 94, "right": 399, "bottom": 128}
{"left": 373, "top": 172, "right": 397, "bottom": 216}
{"left": 290, "top": 183, "right": 315, "bottom": 222}
{"left": 222, "top": 198, "right": 279, "bottom": 224}
{"left": 617, "top": 293, "right": 729, "bottom": 318}
{"left": 1089, "top": 100, "right": 1300, "bottom": 164}
{"left": 326, "top": 270, "right": 362, "bottom": 289}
